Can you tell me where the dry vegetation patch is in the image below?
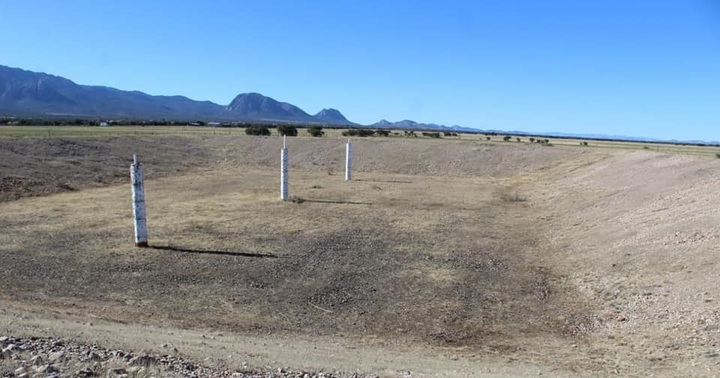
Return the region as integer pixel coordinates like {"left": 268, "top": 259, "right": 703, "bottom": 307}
{"left": 0, "top": 167, "right": 586, "bottom": 352}
{"left": 4, "top": 133, "right": 718, "bottom": 376}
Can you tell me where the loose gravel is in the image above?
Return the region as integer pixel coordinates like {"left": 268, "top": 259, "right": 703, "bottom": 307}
{"left": 0, "top": 335, "right": 377, "bottom": 378}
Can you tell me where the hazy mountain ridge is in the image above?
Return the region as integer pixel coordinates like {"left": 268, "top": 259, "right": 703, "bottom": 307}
{"left": 0, "top": 65, "right": 352, "bottom": 125}
{"left": 0, "top": 65, "right": 226, "bottom": 119}
{"left": 1, "top": 65, "right": 713, "bottom": 144}
{"left": 371, "top": 119, "right": 475, "bottom": 132}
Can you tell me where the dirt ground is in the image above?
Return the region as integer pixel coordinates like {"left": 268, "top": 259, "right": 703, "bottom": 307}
{"left": 1, "top": 134, "right": 719, "bottom": 377}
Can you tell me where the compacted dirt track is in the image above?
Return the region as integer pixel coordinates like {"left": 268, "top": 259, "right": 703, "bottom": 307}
{"left": 1, "top": 134, "right": 719, "bottom": 376}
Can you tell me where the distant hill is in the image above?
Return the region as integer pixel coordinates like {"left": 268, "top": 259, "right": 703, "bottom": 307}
{"left": 371, "top": 119, "right": 477, "bottom": 133}
{"left": 313, "top": 108, "right": 354, "bottom": 125}
{"left": 0, "top": 65, "right": 226, "bottom": 120}
{"left": 0, "top": 65, "right": 353, "bottom": 124}
{"left": 227, "top": 92, "right": 315, "bottom": 123}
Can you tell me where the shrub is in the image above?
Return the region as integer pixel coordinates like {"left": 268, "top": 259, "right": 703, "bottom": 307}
{"left": 422, "top": 132, "right": 441, "bottom": 138}
{"left": 580, "top": 141, "right": 588, "bottom": 146}
{"left": 376, "top": 129, "right": 390, "bottom": 137}
{"left": 277, "top": 125, "right": 298, "bottom": 136}
{"left": 516, "top": 137, "right": 521, "bottom": 142}
{"left": 342, "top": 129, "right": 375, "bottom": 137}
{"left": 503, "top": 135, "right": 512, "bottom": 142}
{"left": 245, "top": 125, "right": 271, "bottom": 136}
{"left": 529, "top": 137, "right": 535, "bottom": 143}
{"left": 500, "top": 191, "right": 527, "bottom": 202}
{"left": 307, "top": 126, "right": 324, "bottom": 137}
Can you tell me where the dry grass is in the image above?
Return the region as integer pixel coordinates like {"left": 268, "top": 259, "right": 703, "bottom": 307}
{"left": 0, "top": 167, "right": 584, "bottom": 348}
{"left": 2, "top": 133, "right": 720, "bottom": 376}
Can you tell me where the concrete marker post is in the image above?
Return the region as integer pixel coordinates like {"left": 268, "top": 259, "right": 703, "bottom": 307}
{"left": 281, "top": 136, "right": 289, "bottom": 200}
{"left": 345, "top": 139, "right": 352, "bottom": 181}
{"left": 131, "top": 154, "right": 149, "bottom": 247}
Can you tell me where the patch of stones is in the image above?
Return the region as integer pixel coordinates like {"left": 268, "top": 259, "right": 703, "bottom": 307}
{"left": 1, "top": 336, "right": 377, "bottom": 378}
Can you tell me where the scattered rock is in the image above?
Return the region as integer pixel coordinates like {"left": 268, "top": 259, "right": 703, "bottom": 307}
{"left": 128, "top": 352, "right": 157, "bottom": 367}
{"left": 49, "top": 350, "right": 66, "bottom": 363}
{"left": 30, "top": 354, "right": 44, "bottom": 365}
{"left": 107, "top": 367, "right": 128, "bottom": 377}
{"left": 0, "top": 335, "right": 378, "bottom": 377}
{"left": 36, "top": 364, "right": 58, "bottom": 373}
{"left": 76, "top": 367, "right": 95, "bottom": 377}
{"left": 85, "top": 351, "right": 102, "bottom": 361}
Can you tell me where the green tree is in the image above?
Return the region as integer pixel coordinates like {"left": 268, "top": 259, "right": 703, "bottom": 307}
{"left": 278, "top": 125, "right": 298, "bottom": 136}
{"left": 245, "top": 125, "right": 271, "bottom": 136}
{"left": 307, "top": 125, "right": 324, "bottom": 137}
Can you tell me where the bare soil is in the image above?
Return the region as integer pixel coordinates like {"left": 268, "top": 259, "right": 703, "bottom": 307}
{"left": 1, "top": 134, "right": 719, "bottom": 376}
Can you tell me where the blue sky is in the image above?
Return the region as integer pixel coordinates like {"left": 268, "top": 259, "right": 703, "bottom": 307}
{"left": 1, "top": 0, "right": 719, "bottom": 140}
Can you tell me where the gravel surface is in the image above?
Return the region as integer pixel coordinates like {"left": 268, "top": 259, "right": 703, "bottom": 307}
{"left": 1, "top": 336, "right": 377, "bottom": 378}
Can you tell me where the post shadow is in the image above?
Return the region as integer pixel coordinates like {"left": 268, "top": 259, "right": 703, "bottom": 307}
{"left": 297, "top": 198, "right": 373, "bottom": 205}
{"left": 354, "top": 178, "right": 413, "bottom": 184}
{"left": 149, "top": 245, "right": 279, "bottom": 258}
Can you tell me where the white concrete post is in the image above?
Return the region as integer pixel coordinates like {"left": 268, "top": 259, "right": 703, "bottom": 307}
{"left": 130, "top": 154, "right": 148, "bottom": 247}
{"left": 280, "top": 136, "right": 289, "bottom": 200}
{"left": 345, "top": 139, "right": 352, "bottom": 181}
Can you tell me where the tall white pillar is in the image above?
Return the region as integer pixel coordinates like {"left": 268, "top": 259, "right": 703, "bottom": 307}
{"left": 130, "top": 154, "right": 148, "bottom": 247}
{"left": 345, "top": 139, "right": 352, "bottom": 181}
{"left": 281, "top": 136, "right": 289, "bottom": 200}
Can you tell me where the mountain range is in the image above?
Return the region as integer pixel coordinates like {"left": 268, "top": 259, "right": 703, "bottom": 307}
{"left": 2, "top": 64, "right": 710, "bottom": 144}
{"left": 0, "top": 64, "right": 502, "bottom": 134}
{"left": 0, "top": 65, "right": 353, "bottom": 125}
{"left": 371, "top": 119, "right": 477, "bottom": 132}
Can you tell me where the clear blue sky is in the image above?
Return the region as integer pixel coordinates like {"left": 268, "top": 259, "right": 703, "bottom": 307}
{"left": 1, "top": 0, "right": 719, "bottom": 140}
